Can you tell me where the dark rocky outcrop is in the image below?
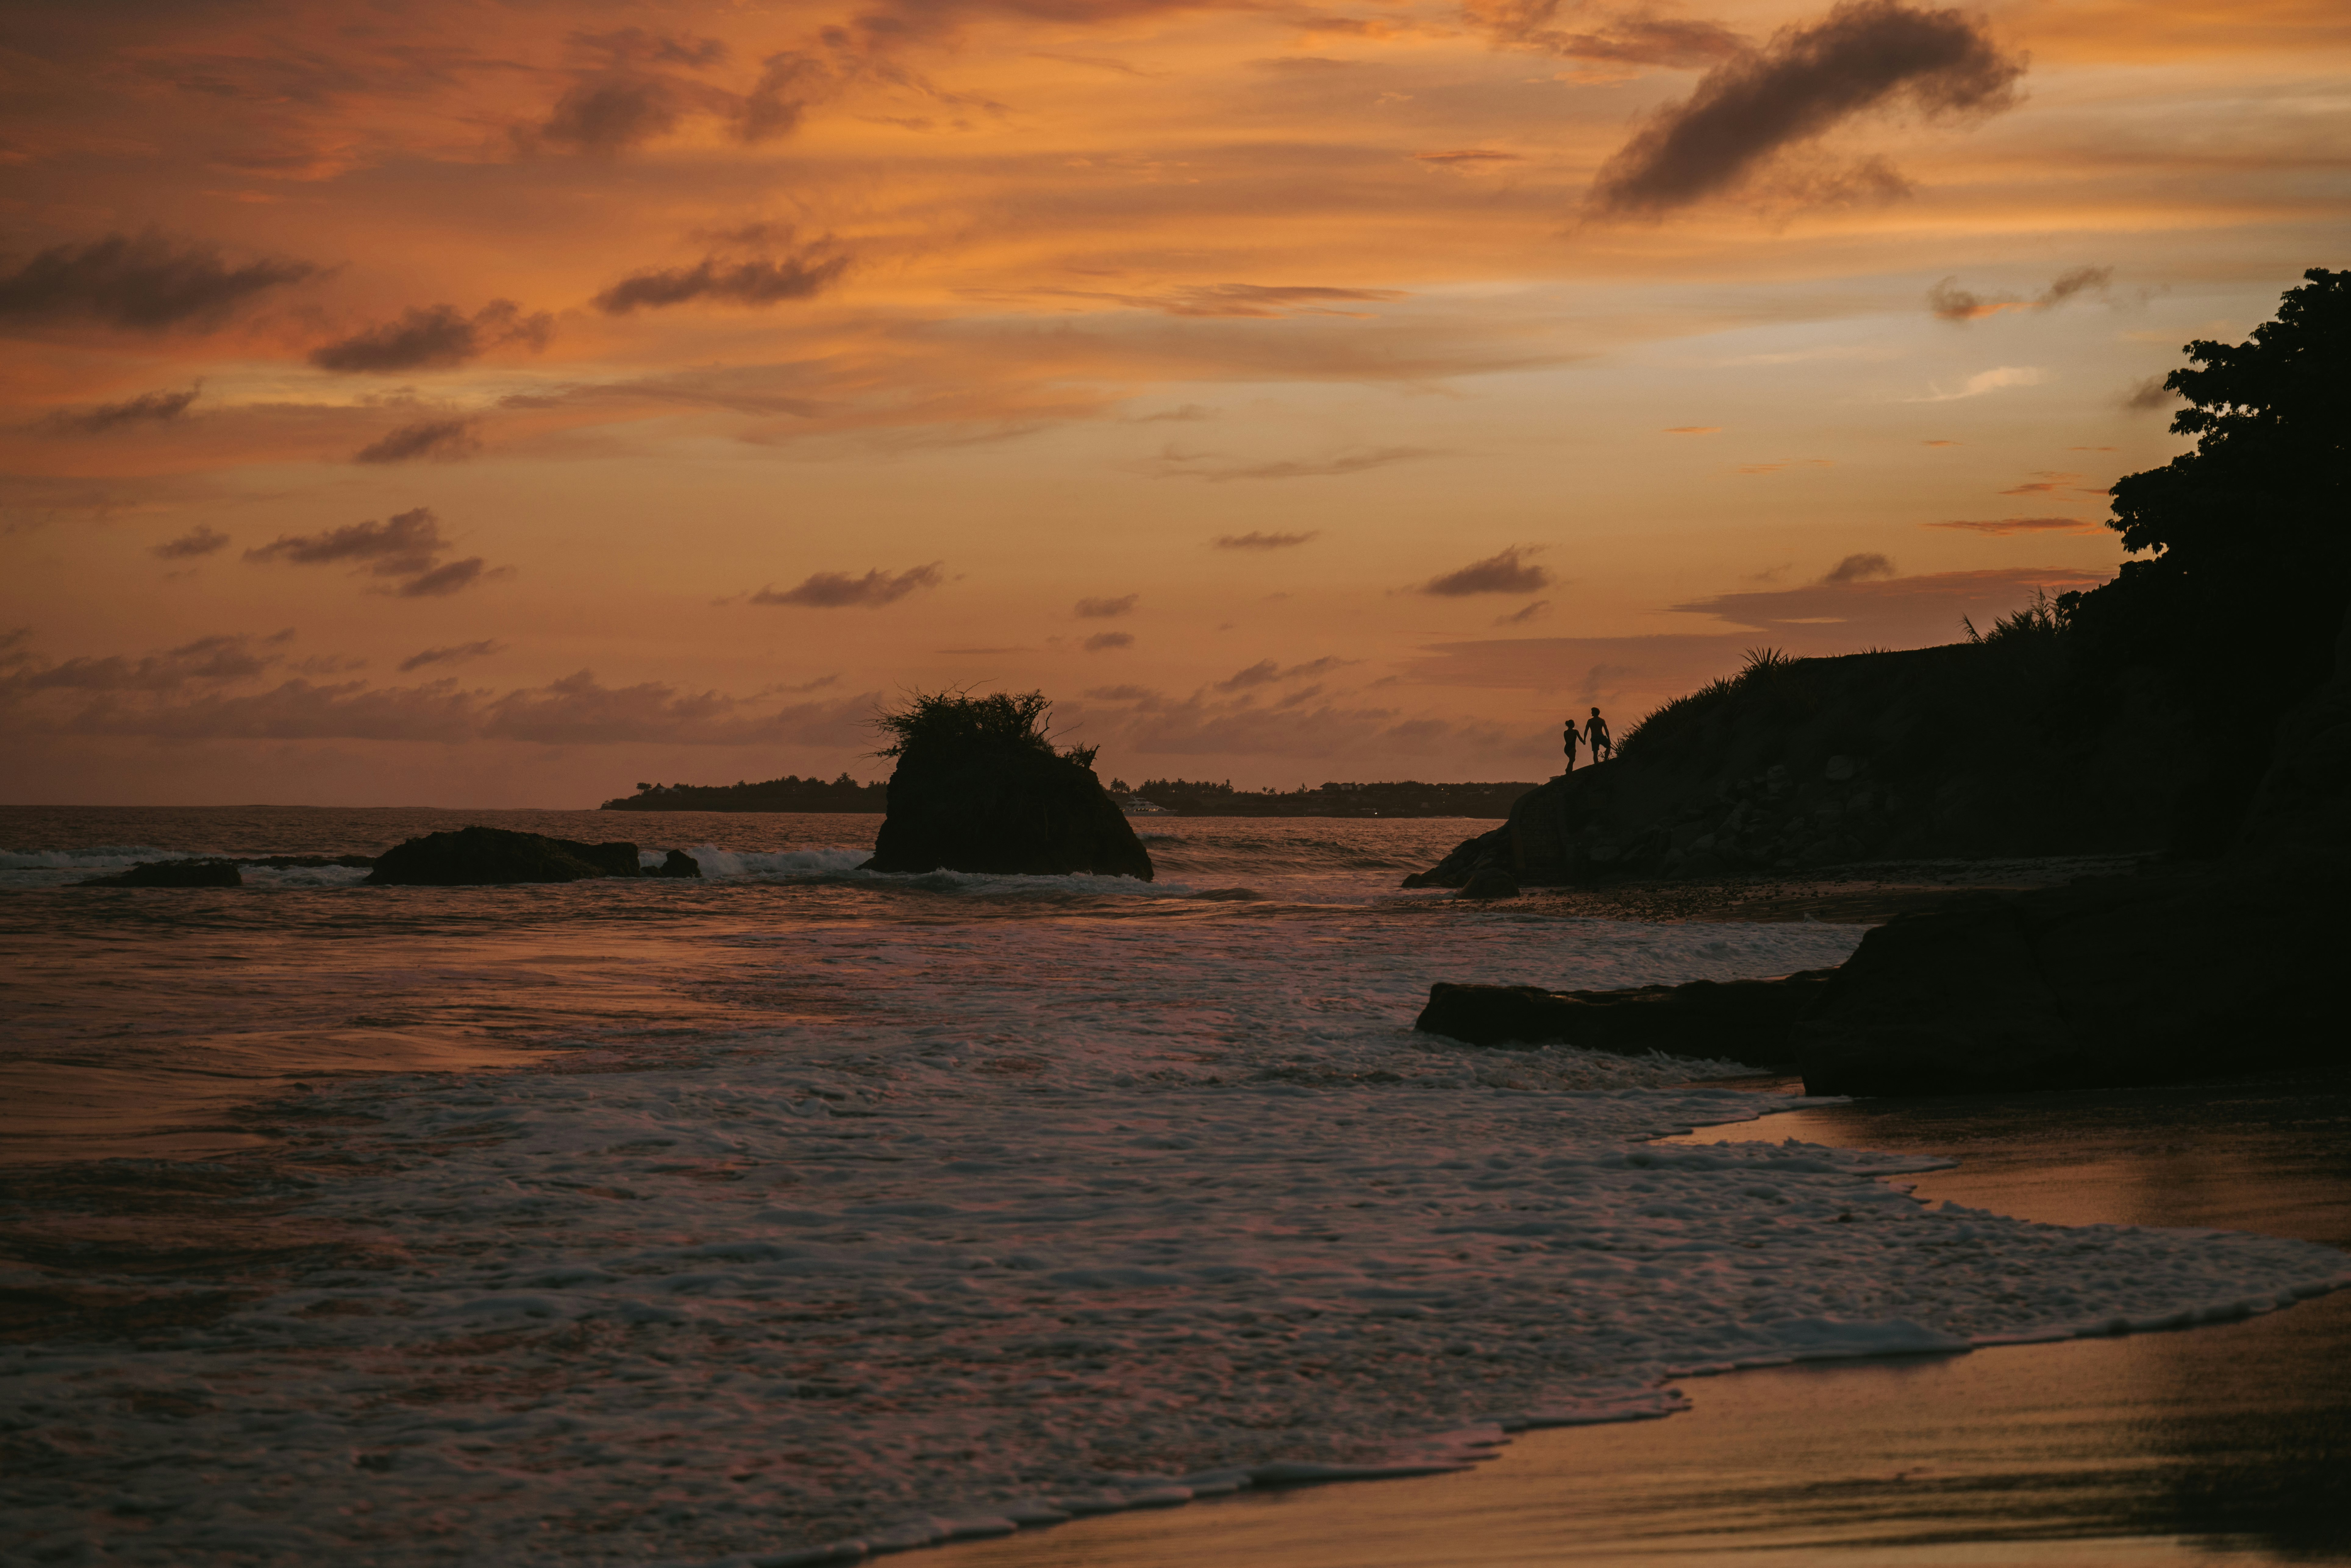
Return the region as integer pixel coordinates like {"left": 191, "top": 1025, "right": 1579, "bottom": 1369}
{"left": 864, "top": 746, "right": 1153, "bottom": 880}
{"left": 1798, "top": 605, "right": 2351, "bottom": 1094}
{"left": 80, "top": 859, "right": 243, "bottom": 888}
{"left": 651, "top": 849, "right": 702, "bottom": 878}
{"left": 1404, "top": 641, "right": 2184, "bottom": 889}
{"left": 1796, "top": 867, "right": 2341, "bottom": 1094}
{"left": 1417, "top": 970, "right": 1838, "bottom": 1062}
{"left": 366, "top": 826, "right": 655, "bottom": 886}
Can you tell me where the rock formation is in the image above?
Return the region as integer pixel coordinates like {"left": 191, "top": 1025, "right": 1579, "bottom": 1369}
{"left": 1404, "top": 641, "right": 2183, "bottom": 889}
{"left": 865, "top": 746, "right": 1152, "bottom": 879}
{"left": 1795, "top": 866, "right": 2338, "bottom": 1093}
{"left": 862, "top": 692, "right": 1153, "bottom": 879}
{"left": 365, "top": 826, "right": 694, "bottom": 886}
{"left": 1417, "top": 970, "right": 1837, "bottom": 1062}
{"left": 1796, "top": 604, "right": 2351, "bottom": 1094}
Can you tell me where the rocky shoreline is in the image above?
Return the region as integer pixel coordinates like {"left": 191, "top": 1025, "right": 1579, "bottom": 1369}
{"left": 1412, "top": 602, "right": 2351, "bottom": 1098}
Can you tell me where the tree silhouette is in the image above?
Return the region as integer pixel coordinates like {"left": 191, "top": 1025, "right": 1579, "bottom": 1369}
{"left": 2064, "top": 268, "right": 2349, "bottom": 848}
{"left": 2070, "top": 268, "right": 2349, "bottom": 684}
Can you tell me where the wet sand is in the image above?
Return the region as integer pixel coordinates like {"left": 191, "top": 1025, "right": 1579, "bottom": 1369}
{"left": 940, "top": 1073, "right": 2351, "bottom": 1567}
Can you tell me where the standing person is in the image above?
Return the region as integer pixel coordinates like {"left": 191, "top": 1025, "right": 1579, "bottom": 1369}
{"left": 1586, "top": 706, "right": 1612, "bottom": 763}
{"left": 1562, "top": 715, "right": 1581, "bottom": 771}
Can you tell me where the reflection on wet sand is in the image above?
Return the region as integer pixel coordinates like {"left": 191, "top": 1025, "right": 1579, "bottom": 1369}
{"left": 942, "top": 1076, "right": 2351, "bottom": 1567}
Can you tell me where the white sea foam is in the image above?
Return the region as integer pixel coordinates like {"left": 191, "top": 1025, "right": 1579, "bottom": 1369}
{"left": 0, "top": 844, "right": 194, "bottom": 888}
{"left": 5, "top": 908, "right": 2344, "bottom": 1568}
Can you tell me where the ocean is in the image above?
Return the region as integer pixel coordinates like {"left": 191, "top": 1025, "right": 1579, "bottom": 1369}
{"left": 4, "top": 805, "right": 2344, "bottom": 1567}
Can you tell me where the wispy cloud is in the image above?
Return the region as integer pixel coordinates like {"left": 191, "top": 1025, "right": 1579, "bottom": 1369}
{"left": 245, "top": 506, "right": 503, "bottom": 598}
{"left": 353, "top": 417, "right": 480, "bottom": 465}
{"left": 399, "top": 640, "right": 505, "bottom": 672}
{"left": 1587, "top": 0, "right": 2024, "bottom": 217}
{"left": 1419, "top": 545, "right": 1550, "bottom": 597}
{"left": 1820, "top": 552, "right": 1896, "bottom": 584}
{"left": 1904, "top": 365, "right": 2044, "bottom": 402}
{"left": 594, "top": 248, "right": 849, "bottom": 313}
{"left": 1155, "top": 445, "right": 1440, "bottom": 482}
{"left": 1215, "top": 656, "right": 1357, "bottom": 692}
{"left": 0, "top": 230, "right": 316, "bottom": 332}
{"left": 1046, "top": 283, "right": 1407, "bottom": 319}
{"left": 149, "top": 525, "right": 230, "bottom": 561}
{"left": 45, "top": 385, "right": 202, "bottom": 434}
{"left": 1924, "top": 516, "right": 2099, "bottom": 535}
{"left": 1212, "top": 531, "right": 1320, "bottom": 550}
{"left": 1928, "top": 266, "right": 2113, "bottom": 322}
{"left": 751, "top": 562, "right": 944, "bottom": 608}
{"left": 311, "top": 301, "right": 552, "bottom": 373}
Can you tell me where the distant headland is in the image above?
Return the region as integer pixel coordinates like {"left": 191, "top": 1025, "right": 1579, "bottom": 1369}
{"left": 600, "top": 773, "right": 1537, "bottom": 818}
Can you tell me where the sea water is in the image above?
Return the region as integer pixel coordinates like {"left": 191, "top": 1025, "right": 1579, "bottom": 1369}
{"left": 3, "top": 806, "right": 2343, "bottom": 1567}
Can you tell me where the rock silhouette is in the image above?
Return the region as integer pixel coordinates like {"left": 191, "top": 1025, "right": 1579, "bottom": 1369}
{"left": 366, "top": 826, "right": 677, "bottom": 886}
{"left": 1800, "top": 601, "right": 2351, "bottom": 1094}
{"left": 862, "top": 690, "right": 1153, "bottom": 879}
{"left": 1418, "top": 970, "right": 1838, "bottom": 1062}
{"left": 1404, "top": 637, "right": 2179, "bottom": 889}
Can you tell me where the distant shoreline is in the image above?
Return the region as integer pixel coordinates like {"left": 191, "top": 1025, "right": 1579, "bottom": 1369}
{"left": 602, "top": 777, "right": 1541, "bottom": 818}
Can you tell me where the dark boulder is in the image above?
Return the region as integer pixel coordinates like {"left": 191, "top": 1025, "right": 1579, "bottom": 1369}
{"left": 864, "top": 746, "right": 1152, "bottom": 879}
{"left": 1797, "top": 866, "right": 2342, "bottom": 1095}
{"left": 365, "top": 826, "right": 648, "bottom": 886}
{"left": 650, "top": 849, "right": 702, "bottom": 878}
{"left": 80, "top": 859, "right": 242, "bottom": 888}
{"left": 1403, "top": 824, "right": 1510, "bottom": 889}
{"left": 1458, "top": 867, "right": 1520, "bottom": 900}
{"left": 1416, "top": 969, "right": 1838, "bottom": 1062}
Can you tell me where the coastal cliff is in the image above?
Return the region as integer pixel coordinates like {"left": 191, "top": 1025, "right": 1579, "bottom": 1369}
{"left": 1407, "top": 633, "right": 2182, "bottom": 889}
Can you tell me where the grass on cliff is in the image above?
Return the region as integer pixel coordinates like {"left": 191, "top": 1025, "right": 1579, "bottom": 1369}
{"left": 872, "top": 689, "right": 1100, "bottom": 768}
{"left": 1617, "top": 646, "right": 1795, "bottom": 759}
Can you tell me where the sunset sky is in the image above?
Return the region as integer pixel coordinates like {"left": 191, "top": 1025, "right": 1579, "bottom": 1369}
{"left": 3, "top": 0, "right": 2345, "bottom": 805}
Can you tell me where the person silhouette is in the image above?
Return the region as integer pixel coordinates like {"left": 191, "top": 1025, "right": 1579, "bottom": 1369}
{"left": 1562, "top": 715, "right": 1581, "bottom": 770}
{"left": 1586, "top": 706, "right": 1612, "bottom": 762}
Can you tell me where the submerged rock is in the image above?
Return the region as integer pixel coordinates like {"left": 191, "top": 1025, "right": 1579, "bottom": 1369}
{"left": 1416, "top": 970, "right": 1838, "bottom": 1062}
{"left": 864, "top": 739, "right": 1152, "bottom": 880}
{"left": 365, "top": 826, "right": 649, "bottom": 886}
{"left": 80, "top": 859, "right": 243, "bottom": 888}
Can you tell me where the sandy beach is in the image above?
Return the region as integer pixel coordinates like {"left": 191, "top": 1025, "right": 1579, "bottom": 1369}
{"left": 938, "top": 1073, "right": 2351, "bottom": 1567}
